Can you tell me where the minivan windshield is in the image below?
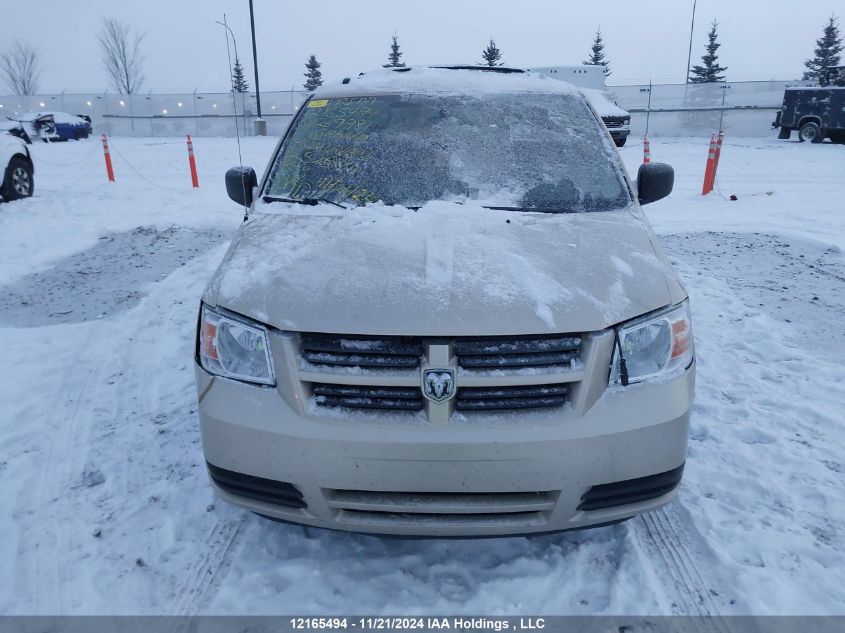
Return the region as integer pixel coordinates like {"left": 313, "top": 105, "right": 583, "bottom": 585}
{"left": 264, "top": 92, "right": 631, "bottom": 212}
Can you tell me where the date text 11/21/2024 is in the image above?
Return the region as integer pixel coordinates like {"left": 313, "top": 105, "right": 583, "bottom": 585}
{"left": 289, "top": 617, "right": 547, "bottom": 630}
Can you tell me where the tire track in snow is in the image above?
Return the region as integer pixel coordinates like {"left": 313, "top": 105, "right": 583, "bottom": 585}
{"left": 171, "top": 517, "right": 246, "bottom": 615}
{"left": 22, "top": 326, "right": 112, "bottom": 612}
{"left": 107, "top": 246, "right": 246, "bottom": 616}
{"left": 631, "top": 506, "right": 734, "bottom": 631}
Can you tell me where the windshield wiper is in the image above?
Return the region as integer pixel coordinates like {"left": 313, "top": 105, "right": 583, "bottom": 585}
{"left": 482, "top": 205, "right": 579, "bottom": 214}
{"left": 263, "top": 195, "right": 347, "bottom": 209}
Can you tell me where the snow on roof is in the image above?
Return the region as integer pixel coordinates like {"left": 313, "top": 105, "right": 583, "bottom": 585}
{"left": 315, "top": 66, "right": 582, "bottom": 98}
{"left": 20, "top": 112, "right": 87, "bottom": 124}
{"left": 579, "top": 88, "right": 629, "bottom": 117}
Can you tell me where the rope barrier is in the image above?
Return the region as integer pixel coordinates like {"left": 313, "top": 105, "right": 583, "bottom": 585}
{"left": 106, "top": 139, "right": 168, "bottom": 190}
{"left": 28, "top": 141, "right": 101, "bottom": 168}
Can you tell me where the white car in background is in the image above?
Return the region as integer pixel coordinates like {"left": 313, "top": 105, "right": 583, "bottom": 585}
{"left": 1, "top": 133, "right": 35, "bottom": 201}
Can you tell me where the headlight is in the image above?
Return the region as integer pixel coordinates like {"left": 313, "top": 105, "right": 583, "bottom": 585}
{"left": 198, "top": 304, "right": 275, "bottom": 386}
{"left": 611, "top": 300, "right": 693, "bottom": 385}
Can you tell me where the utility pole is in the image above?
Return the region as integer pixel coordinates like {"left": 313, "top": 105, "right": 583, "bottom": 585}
{"left": 248, "top": 0, "right": 266, "bottom": 135}
{"left": 683, "top": 0, "right": 697, "bottom": 106}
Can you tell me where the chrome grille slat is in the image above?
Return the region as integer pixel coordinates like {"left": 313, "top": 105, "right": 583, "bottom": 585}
{"left": 455, "top": 335, "right": 581, "bottom": 370}
{"left": 312, "top": 384, "right": 420, "bottom": 399}
{"left": 458, "top": 350, "right": 578, "bottom": 369}
{"left": 303, "top": 351, "right": 421, "bottom": 369}
{"left": 317, "top": 397, "right": 423, "bottom": 410}
{"left": 454, "top": 382, "right": 570, "bottom": 411}
{"left": 453, "top": 337, "right": 580, "bottom": 355}
{"left": 301, "top": 333, "right": 423, "bottom": 370}
{"left": 458, "top": 384, "right": 568, "bottom": 398}
{"left": 312, "top": 382, "right": 423, "bottom": 411}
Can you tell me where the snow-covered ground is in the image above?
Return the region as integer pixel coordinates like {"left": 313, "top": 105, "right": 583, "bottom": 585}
{"left": 0, "top": 135, "right": 843, "bottom": 615}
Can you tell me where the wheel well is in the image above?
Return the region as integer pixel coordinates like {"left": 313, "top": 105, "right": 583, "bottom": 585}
{"left": 798, "top": 116, "right": 822, "bottom": 128}
{"left": 11, "top": 152, "right": 33, "bottom": 170}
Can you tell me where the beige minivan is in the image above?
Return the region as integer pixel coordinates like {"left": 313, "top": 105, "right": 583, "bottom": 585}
{"left": 195, "top": 66, "right": 694, "bottom": 536}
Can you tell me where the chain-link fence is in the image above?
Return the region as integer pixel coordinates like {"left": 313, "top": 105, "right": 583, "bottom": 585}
{"left": 0, "top": 90, "right": 309, "bottom": 137}
{"left": 606, "top": 78, "right": 818, "bottom": 137}
{"left": 0, "top": 79, "right": 818, "bottom": 138}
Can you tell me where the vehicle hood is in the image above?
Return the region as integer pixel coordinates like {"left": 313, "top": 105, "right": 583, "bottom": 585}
{"left": 581, "top": 88, "right": 630, "bottom": 118}
{"left": 206, "top": 202, "right": 680, "bottom": 336}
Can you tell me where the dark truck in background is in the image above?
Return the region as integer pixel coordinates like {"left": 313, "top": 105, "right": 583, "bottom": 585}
{"left": 774, "top": 66, "right": 845, "bottom": 143}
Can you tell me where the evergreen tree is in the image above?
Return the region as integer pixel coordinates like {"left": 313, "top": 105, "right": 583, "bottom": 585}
{"left": 303, "top": 54, "right": 323, "bottom": 92}
{"left": 689, "top": 21, "right": 728, "bottom": 83}
{"left": 481, "top": 39, "right": 503, "bottom": 67}
{"left": 803, "top": 16, "right": 843, "bottom": 84}
{"left": 231, "top": 57, "right": 249, "bottom": 93}
{"left": 583, "top": 28, "right": 611, "bottom": 77}
{"left": 383, "top": 33, "right": 406, "bottom": 68}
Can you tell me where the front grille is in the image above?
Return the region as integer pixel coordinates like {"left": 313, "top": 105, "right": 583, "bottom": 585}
{"left": 454, "top": 335, "right": 581, "bottom": 370}
{"left": 602, "top": 116, "right": 630, "bottom": 128}
{"left": 301, "top": 332, "right": 584, "bottom": 418}
{"left": 312, "top": 383, "right": 423, "bottom": 411}
{"left": 456, "top": 384, "right": 569, "bottom": 411}
{"left": 326, "top": 488, "right": 557, "bottom": 527}
{"left": 577, "top": 463, "right": 685, "bottom": 511}
{"left": 300, "top": 333, "right": 423, "bottom": 370}
{"left": 207, "top": 462, "right": 306, "bottom": 509}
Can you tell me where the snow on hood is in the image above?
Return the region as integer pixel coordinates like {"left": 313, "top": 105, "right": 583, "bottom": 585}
{"left": 316, "top": 66, "right": 581, "bottom": 98}
{"left": 580, "top": 88, "right": 629, "bottom": 118}
{"left": 206, "top": 202, "right": 674, "bottom": 336}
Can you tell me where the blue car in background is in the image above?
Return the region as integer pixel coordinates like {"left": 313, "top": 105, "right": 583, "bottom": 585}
{"left": 0, "top": 112, "right": 93, "bottom": 142}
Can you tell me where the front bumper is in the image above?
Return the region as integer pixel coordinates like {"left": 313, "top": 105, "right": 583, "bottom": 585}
{"left": 196, "top": 358, "right": 694, "bottom": 537}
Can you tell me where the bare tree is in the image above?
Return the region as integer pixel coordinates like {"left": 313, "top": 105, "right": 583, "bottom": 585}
{"left": 0, "top": 40, "right": 41, "bottom": 96}
{"left": 98, "top": 17, "right": 145, "bottom": 94}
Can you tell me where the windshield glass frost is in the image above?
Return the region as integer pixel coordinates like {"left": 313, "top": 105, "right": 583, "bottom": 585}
{"left": 265, "top": 93, "right": 631, "bottom": 212}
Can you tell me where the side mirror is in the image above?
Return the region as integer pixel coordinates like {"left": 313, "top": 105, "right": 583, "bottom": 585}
{"left": 225, "top": 166, "right": 258, "bottom": 207}
{"left": 636, "top": 162, "right": 674, "bottom": 206}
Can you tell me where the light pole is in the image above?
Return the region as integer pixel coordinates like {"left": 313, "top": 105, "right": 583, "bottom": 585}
{"left": 683, "top": 0, "right": 697, "bottom": 105}
{"left": 248, "top": 0, "right": 266, "bottom": 135}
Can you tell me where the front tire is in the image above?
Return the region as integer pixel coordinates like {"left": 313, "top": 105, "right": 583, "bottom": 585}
{"left": 798, "top": 121, "right": 823, "bottom": 143}
{"left": 1, "top": 157, "right": 34, "bottom": 200}
{"left": 614, "top": 137, "right": 627, "bottom": 147}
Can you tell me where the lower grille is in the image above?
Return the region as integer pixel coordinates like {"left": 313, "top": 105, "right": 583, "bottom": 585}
{"left": 456, "top": 384, "right": 569, "bottom": 411}
{"left": 312, "top": 383, "right": 423, "bottom": 411}
{"left": 336, "top": 510, "right": 547, "bottom": 529}
{"left": 577, "top": 464, "right": 685, "bottom": 511}
{"left": 207, "top": 462, "right": 306, "bottom": 509}
{"left": 327, "top": 488, "right": 557, "bottom": 527}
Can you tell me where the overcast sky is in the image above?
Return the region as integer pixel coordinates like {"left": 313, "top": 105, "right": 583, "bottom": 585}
{"left": 0, "top": 0, "right": 840, "bottom": 94}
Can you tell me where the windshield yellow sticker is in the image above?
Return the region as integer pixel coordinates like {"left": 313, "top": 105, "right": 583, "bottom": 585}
{"left": 308, "top": 99, "right": 329, "bottom": 108}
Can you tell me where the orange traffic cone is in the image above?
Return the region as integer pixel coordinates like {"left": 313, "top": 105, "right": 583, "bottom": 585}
{"left": 702, "top": 134, "right": 717, "bottom": 195}
{"left": 643, "top": 135, "right": 651, "bottom": 164}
